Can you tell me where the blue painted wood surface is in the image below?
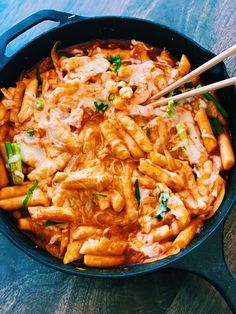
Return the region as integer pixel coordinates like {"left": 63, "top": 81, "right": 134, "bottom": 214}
{"left": 0, "top": 1, "right": 235, "bottom": 313}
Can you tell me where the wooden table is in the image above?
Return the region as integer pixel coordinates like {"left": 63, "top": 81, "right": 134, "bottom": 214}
{"left": 0, "top": 1, "right": 235, "bottom": 313}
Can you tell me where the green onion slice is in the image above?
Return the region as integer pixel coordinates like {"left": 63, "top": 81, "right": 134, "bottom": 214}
{"left": 36, "top": 97, "right": 44, "bottom": 111}
{"left": 107, "top": 54, "right": 122, "bottom": 74}
{"left": 156, "top": 191, "right": 169, "bottom": 220}
{"left": 94, "top": 101, "right": 109, "bottom": 113}
{"left": 19, "top": 180, "right": 39, "bottom": 211}
{"left": 92, "top": 192, "right": 107, "bottom": 197}
{"left": 167, "top": 100, "right": 175, "bottom": 117}
{"left": 134, "top": 179, "right": 141, "bottom": 206}
{"left": 209, "top": 117, "right": 224, "bottom": 136}
{"left": 5, "top": 142, "right": 24, "bottom": 185}
{"left": 26, "top": 128, "right": 34, "bottom": 137}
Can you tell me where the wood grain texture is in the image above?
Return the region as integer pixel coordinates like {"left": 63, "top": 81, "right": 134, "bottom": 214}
{"left": 0, "top": 1, "right": 235, "bottom": 313}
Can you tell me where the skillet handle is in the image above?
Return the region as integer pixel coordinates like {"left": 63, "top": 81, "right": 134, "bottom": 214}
{"left": 0, "top": 9, "right": 85, "bottom": 69}
{"left": 171, "top": 222, "right": 236, "bottom": 312}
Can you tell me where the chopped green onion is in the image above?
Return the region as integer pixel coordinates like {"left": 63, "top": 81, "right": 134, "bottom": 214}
{"left": 146, "top": 127, "right": 151, "bottom": 137}
{"left": 197, "top": 84, "right": 228, "bottom": 118}
{"left": 184, "top": 81, "right": 193, "bottom": 88}
{"left": 5, "top": 142, "right": 13, "bottom": 159}
{"left": 156, "top": 191, "right": 169, "bottom": 220}
{"left": 169, "top": 88, "right": 182, "bottom": 96}
{"left": 26, "top": 128, "right": 34, "bottom": 137}
{"left": 210, "top": 117, "right": 224, "bottom": 136}
{"left": 36, "top": 97, "right": 44, "bottom": 111}
{"left": 44, "top": 220, "right": 62, "bottom": 227}
{"left": 94, "top": 101, "right": 109, "bottom": 113}
{"left": 35, "top": 64, "right": 42, "bottom": 87}
{"left": 5, "top": 142, "right": 24, "bottom": 185}
{"left": 92, "top": 192, "right": 107, "bottom": 197}
{"left": 58, "top": 51, "right": 76, "bottom": 58}
{"left": 19, "top": 180, "right": 39, "bottom": 211}
{"left": 107, "top": 54, "right": 122, "bottom": 74}
{"left": 134, "top": 179, "right": 141, "bottom": 206}
{"left": 167, "top": 100, "right": 175, "bottom": 117}
{"left": 108, "top": 93, "right": 115, "bottom": 101}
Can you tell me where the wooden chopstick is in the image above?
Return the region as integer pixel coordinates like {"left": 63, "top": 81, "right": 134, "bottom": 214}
{"left": 149, "top": 43, "right": 236, "bottom": 101}
{"left": 150, "top": 77, "right": 236, "bottom": 107}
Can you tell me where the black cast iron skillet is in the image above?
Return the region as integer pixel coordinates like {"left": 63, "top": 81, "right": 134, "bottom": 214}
{"left": 0, "top": 9, "right": 235, "bottom": 312}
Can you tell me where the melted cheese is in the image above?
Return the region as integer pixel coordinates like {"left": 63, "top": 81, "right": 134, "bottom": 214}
{"left": 2, "top": 40, "right": 229, "bottom": 267}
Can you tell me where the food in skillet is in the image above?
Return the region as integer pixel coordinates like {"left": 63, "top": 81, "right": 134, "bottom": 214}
{"left": 0, "top": 40, "right": 234, "bottom": 267}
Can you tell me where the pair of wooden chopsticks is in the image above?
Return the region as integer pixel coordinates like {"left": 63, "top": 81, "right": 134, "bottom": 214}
{"left": 149, "top": 44, "right": 236, "bottom": 107}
